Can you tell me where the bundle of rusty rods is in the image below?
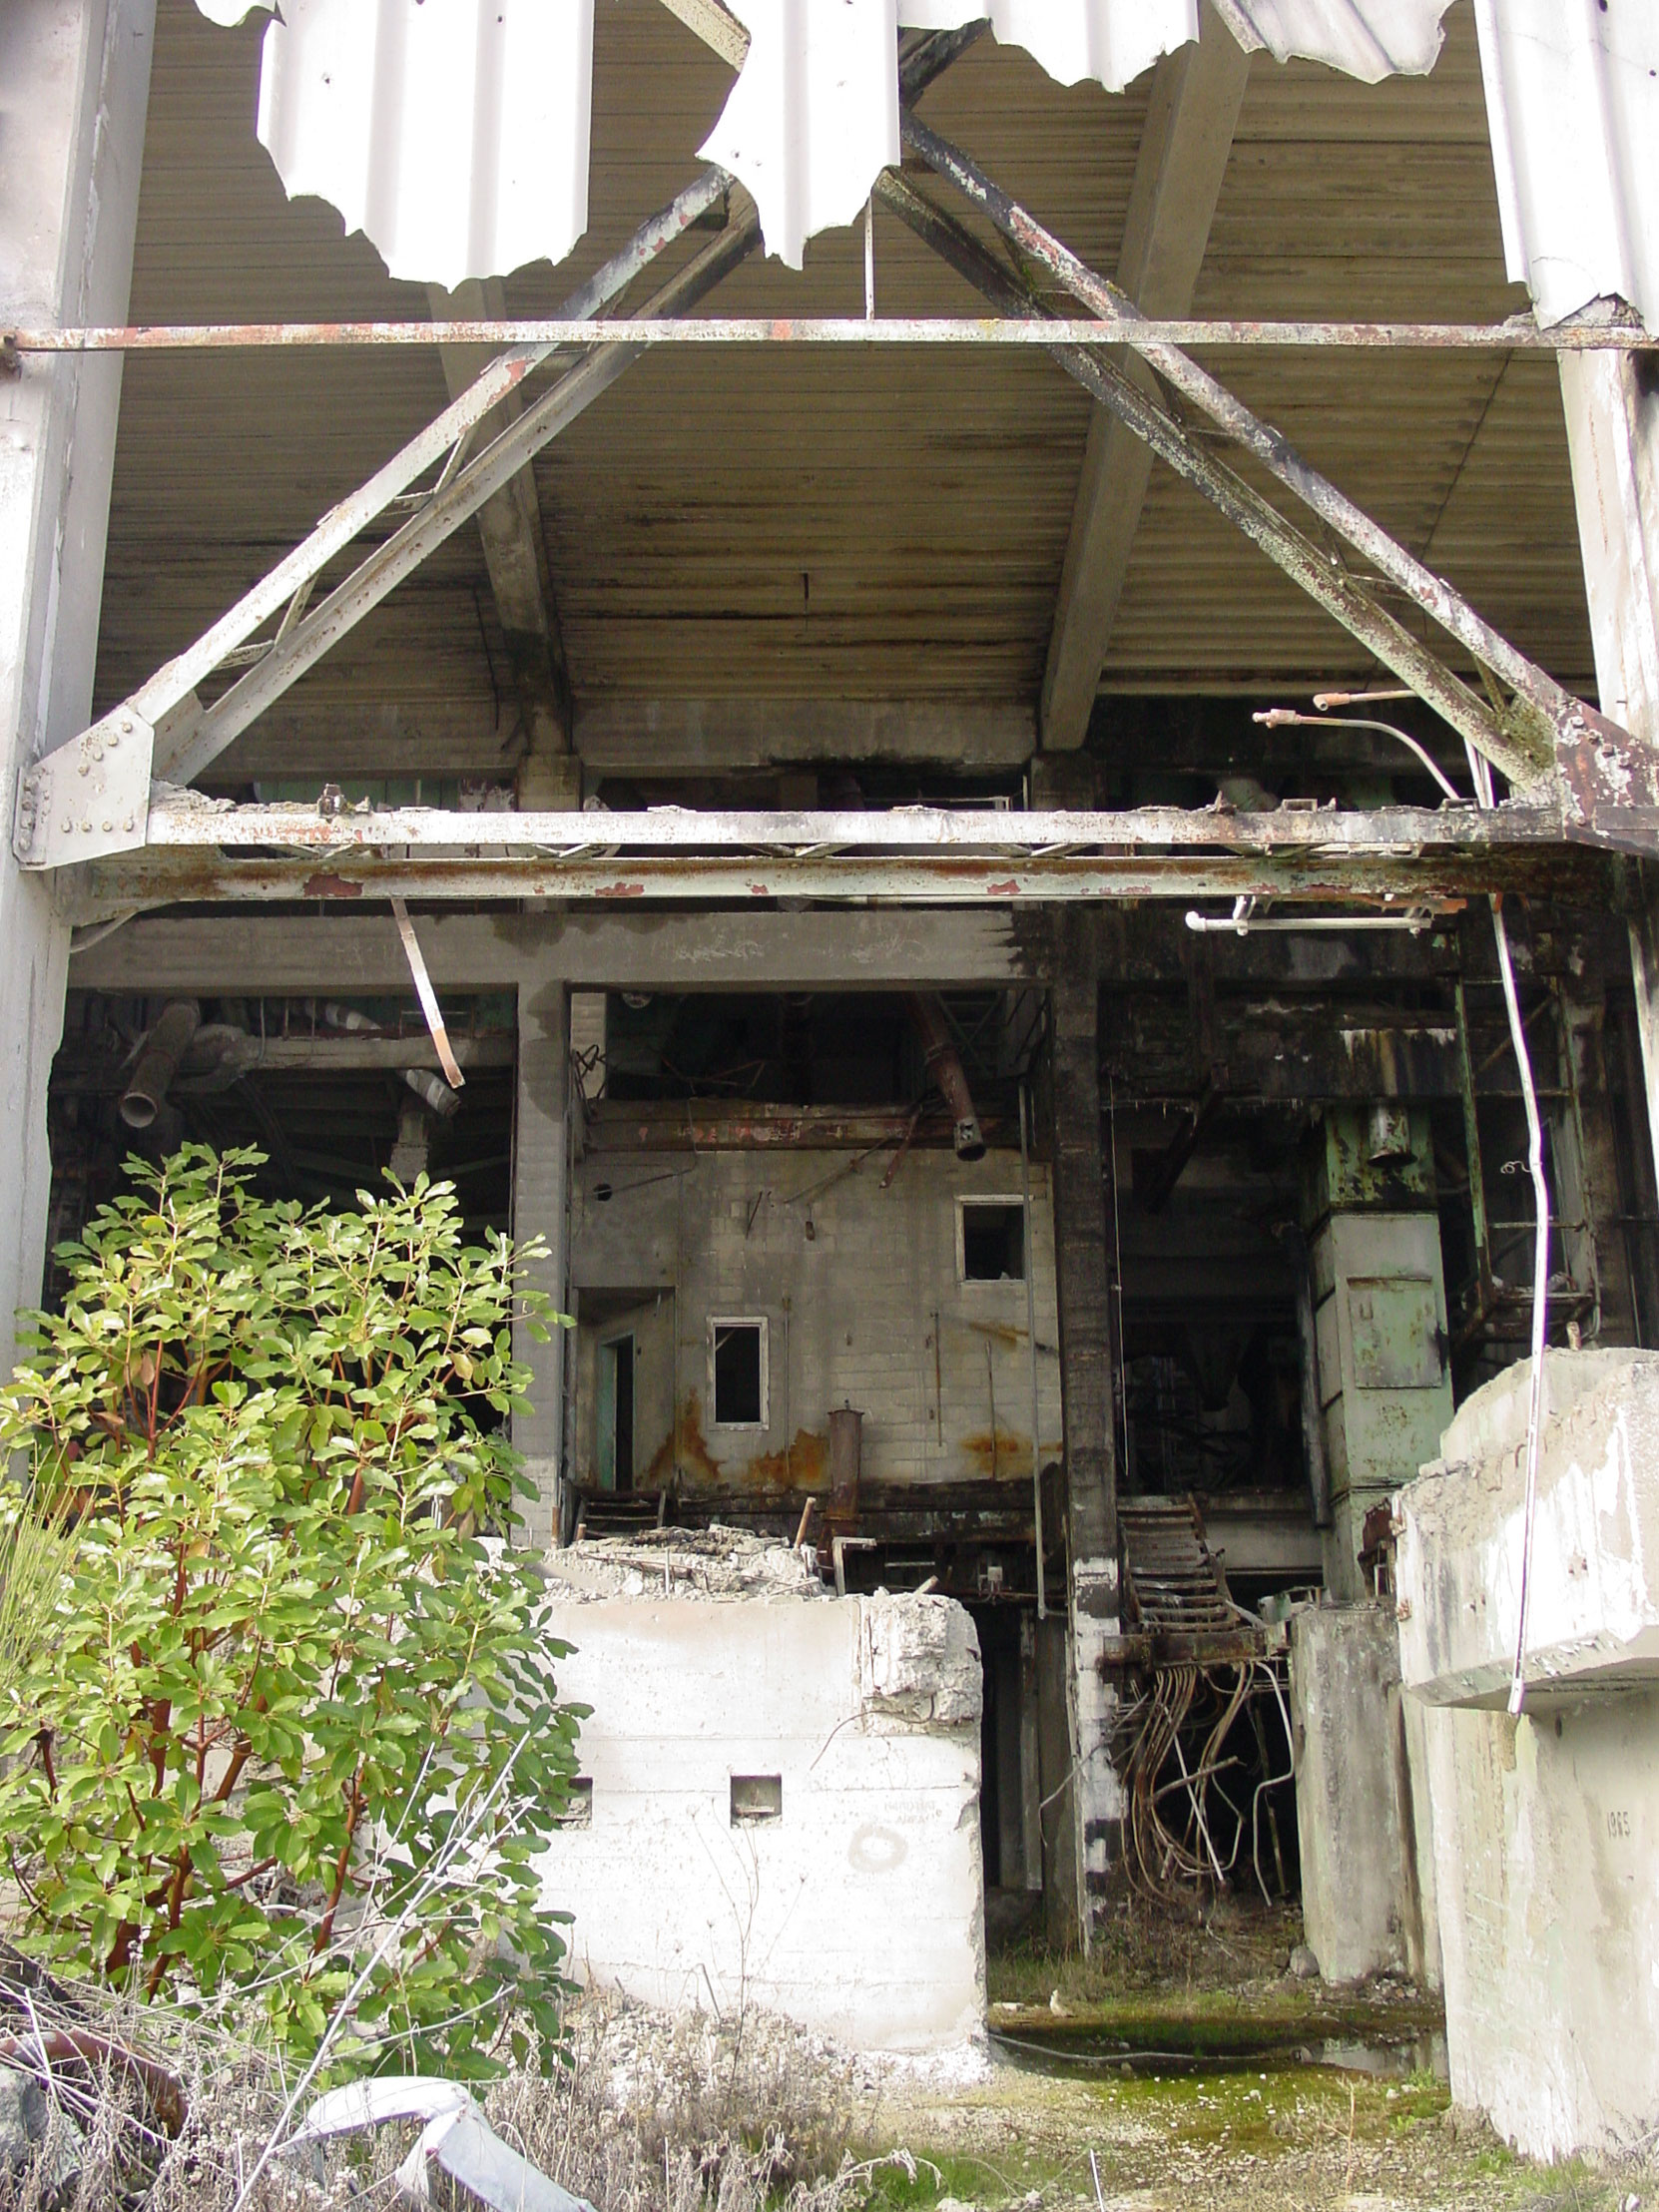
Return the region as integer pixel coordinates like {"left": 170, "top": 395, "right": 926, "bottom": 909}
{"left": 1116, "top": 1658, "right": 1295, "bottom": 1906}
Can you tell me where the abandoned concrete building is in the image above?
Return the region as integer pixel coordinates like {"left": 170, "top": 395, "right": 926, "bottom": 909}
{"left": 7, "top": 0, "right": 1659, "bottom": 2161}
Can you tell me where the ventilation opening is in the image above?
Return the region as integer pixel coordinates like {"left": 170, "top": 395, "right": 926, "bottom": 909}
{"left": 554, "top": 1777, "right": 593, "bottom": 1829}
{"left": 962, "top": 1200, "right": 1025, "bottom": 1282}
{"left": 713, "top": 1319, "right": 766, "bottom": 1425}
{"left": 730, "top": 1774, "right": 783, "bottom": 1824}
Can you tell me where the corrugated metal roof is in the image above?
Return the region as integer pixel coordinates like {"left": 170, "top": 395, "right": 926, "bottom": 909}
{"left": 1473, "top": 0, "right": 1659, "bottom": 331}
{"left": 196, "top": 0, "right": 1462, "bottom": 284}
{"left": 104, "top": 0, "right": 1593, "bottom": 777}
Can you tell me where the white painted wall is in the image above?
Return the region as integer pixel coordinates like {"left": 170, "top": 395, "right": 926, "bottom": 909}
{"left": 571, "top": 1145, "right": 1062, "bottom": 1495}
{"left": 534, "top": 1587, "right": 986, "bottom": 2055}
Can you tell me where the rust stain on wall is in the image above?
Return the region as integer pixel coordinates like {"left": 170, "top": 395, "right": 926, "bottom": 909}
{"left": 644, "top": 1395, "right": 830, "bottom": 1494}
{"left": 745, "top": 1427, "right": 828, "bottom": 1491}
{"left": 643, "top": 1391, "right": 722, "bottom": 1490}
{"left": 959, "top": 1428, "right": 1035, "bottom": 1479}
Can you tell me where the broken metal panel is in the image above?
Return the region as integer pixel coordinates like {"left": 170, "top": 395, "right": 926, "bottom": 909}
{"left": 228, "top": 0, "right": 596, "bottom": 290}
{"left": 1301, "top": 1107, "right": 1453, "bottom": 1597}
{"left": 1473, "top": 0, "right": 1659, "bottom": 334}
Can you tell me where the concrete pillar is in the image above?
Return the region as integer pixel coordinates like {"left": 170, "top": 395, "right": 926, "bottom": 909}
{"left": 1554, "top": 348, "right": 1659, "bottom": 1201}
{"left": 0, "top": 0, "right": 153, "bottom": 1374}
{"left": 1047, "top": 911, "right": 1123, "bottom": 1940}
{"left": 513, "top": 973, "right": 569, "bottom": 1548}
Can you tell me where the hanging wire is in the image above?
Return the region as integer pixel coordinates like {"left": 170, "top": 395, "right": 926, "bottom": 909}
{"left": 1463, "top": 740, "right": 1550, "bottom": 1719}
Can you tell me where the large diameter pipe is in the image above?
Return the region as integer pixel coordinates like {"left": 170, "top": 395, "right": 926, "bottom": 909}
{"left": 906, "top": 992, "right": 985, "bottom": 1161}
{"left": 121, "top": 1000, "right": 200, "bottom": 1128}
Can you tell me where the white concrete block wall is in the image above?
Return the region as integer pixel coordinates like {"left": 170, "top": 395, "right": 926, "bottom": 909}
{"left": 571, "top": 1146, "right": 1062, "bottom": 1493}
{"left": 534, "top": 1591, "right": 986, "bottom": 2054}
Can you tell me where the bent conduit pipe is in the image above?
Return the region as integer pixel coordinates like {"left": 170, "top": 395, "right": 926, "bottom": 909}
{"left": 905, "top": 992, "right": 985, "bottom": 1161}
{"left": 121, "top": 999, "right": 200, "bottom": 1129}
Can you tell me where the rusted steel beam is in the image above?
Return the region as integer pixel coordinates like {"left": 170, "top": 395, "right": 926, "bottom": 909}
{"left": 873, "top": 172, "right": 1542, "bottom": 794}
{"left": 901, "top": 112, "right": 1652, "bottom": 807}
{"left": 8, "top": 315, "right": 1657, "bottom": 354}
{"left": 164, "top": 219, "right": 761, "bottom": 792}
{"left": 9, "top": 166, "right": 743, "bottom": 867}
{"left": 138, "top": 799, "right": 1566, "bottom": 854}
{"left": 589, "top": 1103, "right": 996, "bottom": 1151}
{"left": 76, "top": 844, "right": 1609, "bottom": 916}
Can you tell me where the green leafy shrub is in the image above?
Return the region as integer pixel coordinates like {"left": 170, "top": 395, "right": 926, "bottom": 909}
{"left": 0, "top": 1145, "right": 581, "bottom": 2077}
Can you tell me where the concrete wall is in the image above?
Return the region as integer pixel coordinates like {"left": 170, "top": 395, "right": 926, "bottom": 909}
{"left": 1290, "top": 1602, "right": 1438, "bottom": 1988}
{"left": 1414, "top": 1693, "right": 1659, "bottom": 2159}
{"left": 570, "top": 1145, "right": 1063, "bottom": 1496}
{"left": 1396, "top": 1351, "right": 1659, "bottom": 2156}
{"left": 1399, "top": 1349, "right": 1659, "bottom": 1707}
{"left": 535, "top": 1574, "right": 985, "bottom": 2055}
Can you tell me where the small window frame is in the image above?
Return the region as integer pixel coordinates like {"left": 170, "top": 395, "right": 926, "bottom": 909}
{"left": 708, "top": 1315, "right": 770, "bottom": 1429}
{"left": 956, "top": 1196, "right": 1027, "bottom": 1286}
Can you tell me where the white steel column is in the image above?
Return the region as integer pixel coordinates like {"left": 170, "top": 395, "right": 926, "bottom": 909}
{"left": 1558, "top": 349, "right": 1659, "bottom": 1194}
{"left": 513, "top": 975, "right": 569, "bottom": 1548}
{"left": 0, "top": 0, "right": 154, "bottom": 1372}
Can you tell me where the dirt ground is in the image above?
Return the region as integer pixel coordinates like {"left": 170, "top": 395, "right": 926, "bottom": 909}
{"left": 847, "top": 1901, "right": 1659, "bottom": 2212}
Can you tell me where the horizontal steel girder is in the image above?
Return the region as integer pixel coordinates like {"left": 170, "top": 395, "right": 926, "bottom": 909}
{"left": 69, "top": 802, "right": 1611, "bottom": 918}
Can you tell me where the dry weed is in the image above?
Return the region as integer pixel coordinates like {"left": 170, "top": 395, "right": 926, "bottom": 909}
{"left": 0, "top": 1980, "right": 892, "bottom": 2212}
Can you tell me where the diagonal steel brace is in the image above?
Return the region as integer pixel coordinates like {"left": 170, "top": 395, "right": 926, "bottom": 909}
{"left": 11, "top": 165, "right": 743, "bottom": 868}
{"left": 898, "top": 111, "right": 1659, "bottom": 851}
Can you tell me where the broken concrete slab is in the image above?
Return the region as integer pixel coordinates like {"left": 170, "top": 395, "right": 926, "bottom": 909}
{"left": 535, "top": 1537, "right": 985, "bottom": 2057}
{"left": 1399, "top": 1348, "right": 1659, "bottom": 1707}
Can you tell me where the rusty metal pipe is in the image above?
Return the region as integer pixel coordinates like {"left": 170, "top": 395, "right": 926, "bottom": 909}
{"left": 906, "top": 992, "right": 985, "bottom": 1160}
{"left": 121, "top": 999, "right": 200, "bottom": 1128}
{"left": 9, "top": 315, "right": 1656, "bottom": 354}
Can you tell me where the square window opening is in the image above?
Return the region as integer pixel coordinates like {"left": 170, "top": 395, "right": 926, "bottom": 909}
{"left": 712, "top": 1318, "right": 767, "bottom": 1426}
{"left": 554, "top": 1777, "right": 593, "bottom": 1829}
{"left": 961, "top": 1200, "right": 1025, "bottom": 1283}
{"left": 731, "top": 1774, "right": 783, "bottom": 1824}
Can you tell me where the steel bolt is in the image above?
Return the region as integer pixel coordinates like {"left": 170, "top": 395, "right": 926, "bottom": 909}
{"left": 61, "top": 817, "right": 72, "bottom": 833}
{"left": 101, "top": 819, "right": 112, "bottom": 832}
{"left": 80, "top": 818, "right": 91, "bottom": 832}
{"left": 124, "top": 815, "right": 135, "bottom": 831}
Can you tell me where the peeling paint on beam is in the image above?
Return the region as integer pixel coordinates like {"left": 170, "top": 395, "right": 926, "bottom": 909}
{"left": 139, "top": 801, "right": 1566, "bottom": 856}
{"left": 78, "top": 846, "right": 1606, "bottom": 913}
{"left": 12, "top": 317, "right": 1659, "bottom": 355}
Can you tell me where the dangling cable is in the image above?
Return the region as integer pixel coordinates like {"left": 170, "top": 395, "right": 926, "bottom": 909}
{"left": 1464, "top": 741, "right": 1549, "bottom": 1718}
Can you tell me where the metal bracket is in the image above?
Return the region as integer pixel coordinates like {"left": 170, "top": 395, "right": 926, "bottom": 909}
{"left": 13, "top": 708, "right": 154, "bottom": 868}
{"left": 1554, "top": 698, "right": 1659, "bottom": 854}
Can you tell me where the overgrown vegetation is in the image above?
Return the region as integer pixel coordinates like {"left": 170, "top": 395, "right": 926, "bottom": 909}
{"left": 0, "top": 1146, "right": 579, "bottom": 2078}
